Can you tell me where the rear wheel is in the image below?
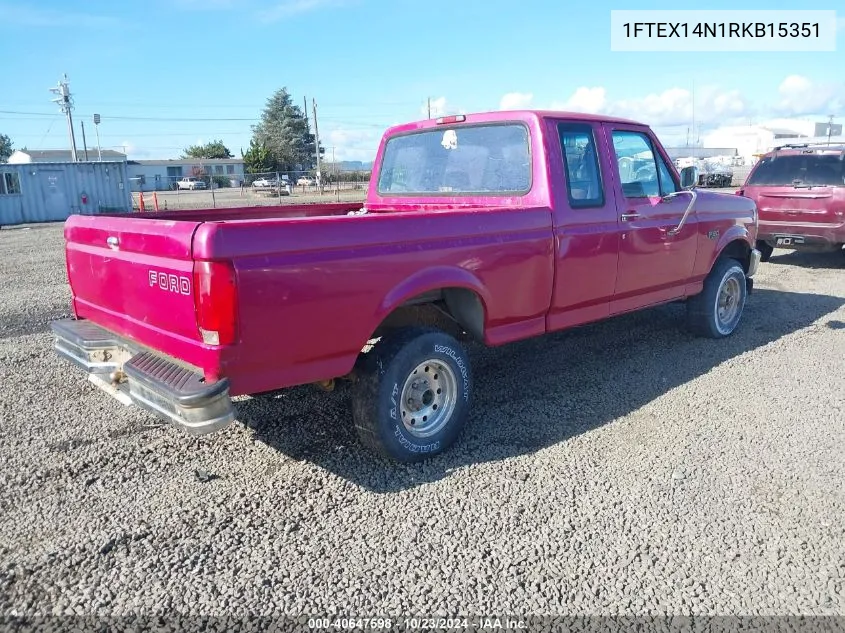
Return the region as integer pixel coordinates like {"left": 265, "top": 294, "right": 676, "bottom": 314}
{"left": 687, "top": 258, "right": 748, "bottom": 338}
{"left": 756, "top": 240, "right": 774, "bottom": 262}
{"left": 351, "top": 327, "right": 472, "bottom": 462}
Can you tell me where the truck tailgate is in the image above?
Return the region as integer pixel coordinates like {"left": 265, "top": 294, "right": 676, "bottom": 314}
{"left": 64, "top": 214, "right": 203, "bottom": 350}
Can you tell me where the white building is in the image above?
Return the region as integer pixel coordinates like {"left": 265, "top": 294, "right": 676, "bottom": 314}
{"left": 703, "top": 119, "right": 845, "bottom": 166}
{"left": 8, "top": 149, "right": 127, "bottom": 163}
{"left": 126, "top": 158, "right": 246, "bottom": 191}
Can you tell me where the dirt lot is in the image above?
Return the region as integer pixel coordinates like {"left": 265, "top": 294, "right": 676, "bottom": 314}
{"left": 0, "top": 223, "right": 843, "bottom": 623}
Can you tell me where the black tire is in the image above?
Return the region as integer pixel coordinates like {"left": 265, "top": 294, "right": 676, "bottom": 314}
{"left": 351, "top": 327, "right": 472, "bottom": 462}
{"left": 757, "top": 240, "right": 774, "bottom": 262}
{"left": 686, "top": 257, "right": 748, "bottom": 338}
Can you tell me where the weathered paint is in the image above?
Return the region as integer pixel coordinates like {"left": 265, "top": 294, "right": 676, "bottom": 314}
{"left": 0, "top": 161, "right": 132, "bottom": 226}
{"left": 60, "top": 110, "right": 758, "bottom": 397}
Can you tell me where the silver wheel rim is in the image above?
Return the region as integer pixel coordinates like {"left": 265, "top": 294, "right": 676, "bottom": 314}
{"left": 717, "top": 275, "right": 742, "bottom": 326}
{"left": 400, "top": 359, "right": 458, "bottom": 438}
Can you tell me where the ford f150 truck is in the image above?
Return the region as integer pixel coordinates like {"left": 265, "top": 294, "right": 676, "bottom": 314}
{"left": 52, "top": 110, "right": 761, "bottom": 462}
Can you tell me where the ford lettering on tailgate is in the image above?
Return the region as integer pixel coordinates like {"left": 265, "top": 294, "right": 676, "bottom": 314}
{"left": 149, "top": 270, "right": 191, "bottom": 295}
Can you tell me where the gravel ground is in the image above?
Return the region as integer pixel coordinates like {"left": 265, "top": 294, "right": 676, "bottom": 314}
{"left": 0, "top": 223, "right": 844, "bottom": 626}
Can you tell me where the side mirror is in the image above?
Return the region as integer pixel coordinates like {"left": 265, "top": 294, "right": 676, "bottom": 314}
{"left": 679, "top": 166, "right": 697, "bottom": 190}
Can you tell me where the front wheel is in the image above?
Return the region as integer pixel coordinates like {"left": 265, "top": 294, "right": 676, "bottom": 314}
{"left": 351, "top": 327, "right": 473, "bottom": 462}
{"left": 686, "top": 258, "right": 748, "bottom": 338}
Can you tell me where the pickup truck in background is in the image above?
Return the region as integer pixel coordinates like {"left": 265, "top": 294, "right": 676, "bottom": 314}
{"left": 53, "top": 110, "right": 760, "bottom": 462}
{"left": 736, "top": 143, "right": 845, "bottom": 261}
{"left": 175, "top": 176, "right": 207, "bottom": 191}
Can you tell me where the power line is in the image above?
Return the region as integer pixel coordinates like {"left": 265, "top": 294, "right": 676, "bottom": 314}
{"left": 1, "top": 100, "right": 422, "bottom": 109}
{"left": 35, "top": 115, "right": 60, "bottom": 148}
{"left": 12, "top": 131, "right": 256, "bottom": 138}
{"left": 0, "top": 110, "right": 402, "bottom": 124}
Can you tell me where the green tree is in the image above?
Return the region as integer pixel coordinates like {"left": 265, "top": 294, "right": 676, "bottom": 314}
{"left": 241, "top": 138, "right": 275, "bottom": 174}
{"left": 181, "top": 139, "right": 233, "bottom": 159}
{"left": 0, "top": 134, "right": 13, "bottom": 162}
{"left": 251, "top": 88, "right": 322, "bottom": 171}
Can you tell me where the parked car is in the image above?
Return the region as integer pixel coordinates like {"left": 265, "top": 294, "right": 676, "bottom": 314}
{"left": 52, "top": 109, "right": 759, "bottom": 463}
{"left": 176, "top": 177, "right": 207, "bottom": 190}
{"left": 297, "top": 176, "right": 315, "bottom": 186}
{"left": 737, "top": 143, "right": 845, "bottom": 261}
{"left": 252, "top": 177, "right": 290, "bottom": 195}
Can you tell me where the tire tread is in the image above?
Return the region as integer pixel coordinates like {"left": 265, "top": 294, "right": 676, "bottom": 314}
{"left": 351, "top": 326, "right": 446, "bottom": 461}
{"left": 687, "top": 257, "right": 746, "bottom": 338}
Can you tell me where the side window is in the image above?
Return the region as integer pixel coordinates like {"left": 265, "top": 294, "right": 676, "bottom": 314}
{"left": 558, "top": 123, "right": 604, "bottom": 208}
{"left": 1, "top": 172, "right": 21, "bottom": 195}
{"left": 611, "top": 131, "right": 661, "bottom": 198}
{"left": 656, "top": 153, "right": 679, "bottom": 196}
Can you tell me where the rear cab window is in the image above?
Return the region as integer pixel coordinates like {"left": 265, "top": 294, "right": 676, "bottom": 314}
{"left": 557, "top": 123, "right": 605, "bottom": 208}
{"left": 747, "top": 153, "right": 845, "bottom": 187}
{"left": 376, "top": 123, "right": 531, "bottom": 195}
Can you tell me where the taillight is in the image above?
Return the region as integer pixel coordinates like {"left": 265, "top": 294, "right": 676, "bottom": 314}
{"left": 192, "top": 261, "right": 238, "bottom": 346}
{"left": 435, "top": 115, "right": 466, "bottom": 124}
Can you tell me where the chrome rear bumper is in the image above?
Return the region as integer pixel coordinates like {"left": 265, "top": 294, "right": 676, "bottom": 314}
{"left": 52, "top": 319, "right": 235, "bottom": 434}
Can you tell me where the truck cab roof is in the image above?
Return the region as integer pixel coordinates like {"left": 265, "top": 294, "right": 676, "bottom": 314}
{"left": 383, "top": 109, "right": 647, "bottom": 137}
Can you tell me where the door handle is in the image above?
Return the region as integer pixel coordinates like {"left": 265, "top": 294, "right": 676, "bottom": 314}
{"left": 620, "top": 212, "right": 641, "bottom": 222}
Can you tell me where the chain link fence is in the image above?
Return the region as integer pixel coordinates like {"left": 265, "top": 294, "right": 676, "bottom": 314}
{"left": 131, "top": 169, "right": 371, "bottom": 211}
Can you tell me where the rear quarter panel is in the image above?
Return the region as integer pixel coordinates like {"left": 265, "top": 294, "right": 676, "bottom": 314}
{"left": 195, "top": 208, "right": 554, "bottom": 395}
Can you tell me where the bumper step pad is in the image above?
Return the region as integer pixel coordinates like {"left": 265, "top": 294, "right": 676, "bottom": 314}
{"left": 52, "top": 319, "right": 234, "bottom": 434}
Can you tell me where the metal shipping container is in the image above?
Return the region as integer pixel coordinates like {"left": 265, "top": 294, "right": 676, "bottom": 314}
{"left": 0, "top": 161, "right": 132, "bottom": 227}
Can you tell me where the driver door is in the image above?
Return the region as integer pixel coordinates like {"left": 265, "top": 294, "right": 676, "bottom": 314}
{"left": 606, "top": 126, "right": 698, "bottom": 314}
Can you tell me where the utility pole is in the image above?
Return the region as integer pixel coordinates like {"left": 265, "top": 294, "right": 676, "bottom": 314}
{"left": 93, "top": 114, "right": 102, "bottom": 161}
{"left": 312, "top": 98, "right": 322, "bottom": 194}
{"left": 49, "top": 74, "right": 78, "bottom": 161}
{"left": 81, "top": 120, "right": 89, "bottom": 161}
{"left": 427, "top": 97, "right": 431, "bottom": 119}
{"left": 303, "top": 96, "right": 308, "bottom": 127}
{"left": 828, "top": 114, "right": 835, "bottom": 146}
{"left": 691, "top": 80, "right": 696, "bottom": 157}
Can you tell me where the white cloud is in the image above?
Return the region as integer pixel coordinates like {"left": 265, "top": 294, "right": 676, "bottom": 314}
{"left": 423, "top": 97, "right": 448, "bottom": 117}
{"left": 547, "top": 84, "right": 747, "bottom": 128}
{"left": 775, "top": 74, "right": 844, "bottom": 116}
{"left": 256, "top": 0, "right": 347, "bottom": 22}
{"left": 499, "top": 92, "right": 534, "bottom": 110}
{"left": 119, "top": 141, "right": 155, "bottom": 160}
{"left": 565, "top": 87, "right": 607, "bottom": 113}
{"left": 325, "top": 127, "right": 379, "bottom": 163}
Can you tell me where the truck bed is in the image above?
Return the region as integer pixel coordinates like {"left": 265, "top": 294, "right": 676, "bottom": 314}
{"left": 63, "top": 202, "right": 555, "bottom": 398}
{"left": 112, "top": 201, "right": 363, "bottom": 223}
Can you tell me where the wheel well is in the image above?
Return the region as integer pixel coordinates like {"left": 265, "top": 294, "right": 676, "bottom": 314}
{"left": 718, "top": 239, "right": 751, "bottom": 272}
{"left": 371, "top": 287, "right": 485, "bottom": 342}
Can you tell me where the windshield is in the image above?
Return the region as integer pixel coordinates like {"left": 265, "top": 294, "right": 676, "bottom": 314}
{"left": 746, "top": 154, "right": 845, "bottom": 187}
{"left": 377, "top": 123, "right": 531, "bottom": 195}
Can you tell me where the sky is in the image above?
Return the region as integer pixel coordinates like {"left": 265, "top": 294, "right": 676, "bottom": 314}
{"left": 0, "top": 0, "right": 843, "bottom": 163}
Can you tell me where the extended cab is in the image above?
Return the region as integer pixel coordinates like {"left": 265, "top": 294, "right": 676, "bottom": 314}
{"left": 737, "top": 143, "right": 845, "bottom": 260}
{"left": 52, "top": 110, "right": 760, "bottom": 462}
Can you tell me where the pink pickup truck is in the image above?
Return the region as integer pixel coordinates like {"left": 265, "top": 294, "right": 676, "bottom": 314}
{"left": 53, "top": 110, "right": 760, "bottom": 462}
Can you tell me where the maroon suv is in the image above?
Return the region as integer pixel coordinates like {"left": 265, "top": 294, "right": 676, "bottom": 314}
{"left": 738, "top": 143, "right": 845, "bottom": 261}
